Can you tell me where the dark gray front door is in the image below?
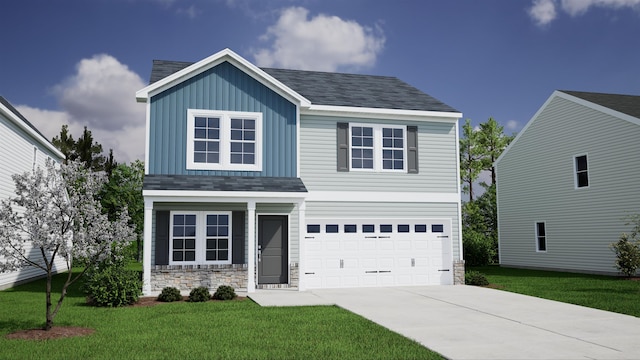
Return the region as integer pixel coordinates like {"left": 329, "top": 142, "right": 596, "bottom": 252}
{"left": 258, "top": 215, "right": 288, "bottom": 284}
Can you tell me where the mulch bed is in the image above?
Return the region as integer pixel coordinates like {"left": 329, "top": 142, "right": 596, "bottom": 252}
{"left": 5, "top": 295, "right": 246, "bottom": 340}
{"left": 6, "top": 327, "right": 95, "bottom": 340}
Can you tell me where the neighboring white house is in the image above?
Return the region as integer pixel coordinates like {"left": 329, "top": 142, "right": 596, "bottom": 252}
{"left": 0, "top": 96, "right": 66, "bottom": 289}
{"left": 136, "top": 48, "right": 464, "bottom": 295}
{"left": 496, "top": 90, "right": 640, "bottom": 275}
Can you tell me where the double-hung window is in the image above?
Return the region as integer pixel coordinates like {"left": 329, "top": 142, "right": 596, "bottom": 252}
{"left": 349, "top": 123, "right": 407, "bottom": 172}
{"left": 170, "top": 211, "right": 232, "bottom": 265}
{"left": 574, "top": 154, "right": 589, "bottom": 188}
{"left": 187, "top": 109, "right": 262, "bottom": 171}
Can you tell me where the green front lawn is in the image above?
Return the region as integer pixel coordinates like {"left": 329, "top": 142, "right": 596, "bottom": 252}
{"left": 471, "top": 266, "right": 640, "bottom": 317}
{"left": 0, "top": 271, "right": 442, "bottom": 360}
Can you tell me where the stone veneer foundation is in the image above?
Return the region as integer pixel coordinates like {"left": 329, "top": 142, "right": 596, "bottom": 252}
{"left": 150, "top": 262, "right": 300, "bottom": 291}
{"left": 150, "top": 264, "right": 248, "bottom": 292}
{"left": 453, "top": 259, "right": 466, "bottom": 285}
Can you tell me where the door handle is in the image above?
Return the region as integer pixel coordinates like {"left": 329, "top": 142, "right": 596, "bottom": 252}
{"left": 258, "top": 250, "right": 261, "bottom": 262}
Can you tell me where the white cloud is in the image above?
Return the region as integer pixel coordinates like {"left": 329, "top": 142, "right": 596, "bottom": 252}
{"left": 529, "top": 0, "right": 557, "bottom": 26}
{"left": 177, "top": 5, "right": 201, "bottom": 19}
{"left": 17, "top": 54, "right": 146, "bottom": 164}
{"left": 528, "top": 0, "right": 640, "bottom": 25}
{"left": 253, "top": 7, "right": 385, "bottom": 71}
{"left": 506, "top": 120, "right": 519, "bottom": 132}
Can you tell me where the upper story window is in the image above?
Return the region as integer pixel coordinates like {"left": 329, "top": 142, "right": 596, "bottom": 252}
{"left": 337, "top": 122, "right": 418, "bottom": 173}
{"left": 574, "top": 154, "right": 589, "bottom": 189}
{"left": 349, "top": 123, "right": 407, "bottom": 172}
{"left": 186, "top": 109, "right": 262, "bottom": 171}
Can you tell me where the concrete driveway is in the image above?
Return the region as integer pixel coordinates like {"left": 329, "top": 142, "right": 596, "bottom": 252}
{"left": 249, "top": 286, "right": 640, "bottom": 360}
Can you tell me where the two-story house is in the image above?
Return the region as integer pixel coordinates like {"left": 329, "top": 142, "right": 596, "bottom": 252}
{"left": 0, "top": 96, "right": 66, "bottom": 289}
{"left": 136, "top": 49, "right": 463, "bottom": 294}
{"left": 496, "top": 90, "right": 640, "bottom": 275}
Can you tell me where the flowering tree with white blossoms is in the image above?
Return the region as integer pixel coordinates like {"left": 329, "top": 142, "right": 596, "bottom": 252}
{"left": 0, "top": 159, "right": 134, "bottom": 330}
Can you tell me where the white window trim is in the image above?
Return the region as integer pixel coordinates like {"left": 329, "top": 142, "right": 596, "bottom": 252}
{"left": 573, "top": 153, "right": 589, "bottom": 190}
{"left": 535, "top": 221, "right": 547, "bottom": 253}
{"left": 169, "top": 211, "right": 233, "bottom": 265}
{"left": 186, "top": 109, "right": 262, "bottom": 171}
{"left": 348, "top": 123, "right": 407, "bottom": 173}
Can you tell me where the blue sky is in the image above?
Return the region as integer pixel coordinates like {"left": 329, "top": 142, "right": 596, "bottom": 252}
{"left": 2, "top": 0, "right": 639, "bottom": 163}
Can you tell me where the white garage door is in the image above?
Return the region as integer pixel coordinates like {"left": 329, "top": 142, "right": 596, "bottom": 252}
{"left": 304, "top": 219, "right": 453, "bottom": 289}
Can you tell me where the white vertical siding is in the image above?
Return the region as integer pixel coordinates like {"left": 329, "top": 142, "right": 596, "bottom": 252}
{"left": 0, "top": 112, "right": 66, "bottom": 289}
{"left": 497, "top": 96, "right": 640, "bottom": 274}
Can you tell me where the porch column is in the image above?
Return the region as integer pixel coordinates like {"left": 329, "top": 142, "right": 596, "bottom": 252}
{"left": 297, "top": 201, "right": 306, "bottom": 291}
{"left": 142, "top": 198, "right": 153, "bottom": 295}
{"left": 247, "top": 201, "right": 256, "bottom": 293}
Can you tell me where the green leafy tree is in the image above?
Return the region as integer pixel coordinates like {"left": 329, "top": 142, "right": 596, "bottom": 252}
{"left": 52, "top": 125, "right": 115, "bottom": 175}
{"left": 478, "top": 117, "right": 515, "bottom": 186}
{"left": 51, "top": 125, "right": 76, "bottom": 162}
{"left": 75, "top": 126, "right": 106, "bottom": 172}
{"left": 462, "top": 184, "right": 498, "bottom": 265}
{"left": 459, "top": 119, "right": 483, "bottom": 201}
{"left": 101, "top": 160, "right": 144, "bottom": 261}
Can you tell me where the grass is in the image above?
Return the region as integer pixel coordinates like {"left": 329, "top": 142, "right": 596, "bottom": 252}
{"left": 0, "top": 269, "right": 442, "bottom": 360}
{"left": 470, "top": 265, "right": 640, "bottom": 317}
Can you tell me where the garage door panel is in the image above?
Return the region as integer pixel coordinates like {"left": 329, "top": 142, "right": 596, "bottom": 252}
{"left": 305, "top": 218, "right": 453, "bottom": 289}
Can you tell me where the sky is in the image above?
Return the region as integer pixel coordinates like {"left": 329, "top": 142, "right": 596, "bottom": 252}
{"left": 2, "top": 0, "right": 640, "bottom": 164}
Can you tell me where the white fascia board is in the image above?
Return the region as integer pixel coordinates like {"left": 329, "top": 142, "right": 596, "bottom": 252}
{"left": 143, "top": 190, "right": 307, "bottom": 203}
{"left": 135, "top": 48, "right": 311, "bottom": 108}
{"left": 0, "top": 103, "right": 65, "bottom": 160}
{"left": 305, "top": 191, "right": 460, "bottom": 203}
{"left": 303, "top": 104, "right": 461, "bottom": 122}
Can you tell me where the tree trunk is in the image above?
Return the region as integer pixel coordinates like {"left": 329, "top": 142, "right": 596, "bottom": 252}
{"left": 45, "top": 273, "right": 53, "bottom": 331}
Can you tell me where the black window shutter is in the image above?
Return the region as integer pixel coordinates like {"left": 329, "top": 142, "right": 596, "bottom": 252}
{"left": 407, "top": 126, "right": 419, "bottom": 174}
{"left": 155, "top": 211, "right": 170, "bottom": 265}
{"left": 336, "top": 122, "right": 349, "bottom": 172}
{"left": 232, "top": 211, "right": 246, "bottom": 264}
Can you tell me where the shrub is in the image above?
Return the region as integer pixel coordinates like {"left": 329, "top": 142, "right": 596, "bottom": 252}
{"left": 189, "top": 286, "right": 211, "bottom": 302}
{"left": 610, "top": 233, "right": 640, "bottom": 277}
{"left": 213, "top": 285, "right": 237, "bottom": 300}
{"left": 84, "top": 262, "right": 142, "bottom": 307}
{"left": 463, "top": 230, "right": 495, "bottom": 267}
{"left": 465, "top": 271, "right": 489, "bottom": 286}
{"left": 158, "top": 287, "right": 183, "bottom": 302}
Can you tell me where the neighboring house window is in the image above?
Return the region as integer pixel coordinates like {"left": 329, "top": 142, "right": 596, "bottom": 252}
{"left": 574, "top": 154, "right": 589, "bottom": 188}
{"left": 535, "top": 222, "right": 546, "bottom": 252}
{"left": 32, "top": 146, "right": 38, "bottom": 169}
{"left": 169, "top": 211, "right": 232, "bottom": 265}
{"left": 186, "top": 109, "right": 262, "bottom": 171}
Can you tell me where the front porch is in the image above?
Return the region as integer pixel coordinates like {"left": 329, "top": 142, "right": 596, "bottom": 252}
{"left": 142, "top": 175, "right": 308, "bottom": 295}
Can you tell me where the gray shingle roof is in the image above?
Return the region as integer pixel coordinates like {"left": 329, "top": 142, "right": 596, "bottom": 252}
{"left": 561, "top": 90, "right": 640, "bottom": 119}
{"left": 144, "top": 175, "right": 308, "bottom": 193}
{"left": 0, "top": 96, "right": 51, "bottom": 143}
{"left": 148, "top": 60, "right": 458, "bottom": 113}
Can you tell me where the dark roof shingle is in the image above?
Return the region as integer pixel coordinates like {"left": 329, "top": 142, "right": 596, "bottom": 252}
{"left": 143, "top": 175, "right": 307, "bottom": 193}
{"left": 561, "top": 90, "right": 640, "bottom": 119}
{"left": 148, "top": 60, "right": 458, "bottom": 113}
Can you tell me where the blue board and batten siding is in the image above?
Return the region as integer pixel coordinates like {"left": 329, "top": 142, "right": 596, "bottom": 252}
{"left": 148, "top": 61, "right": 297, "bottom": 177}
